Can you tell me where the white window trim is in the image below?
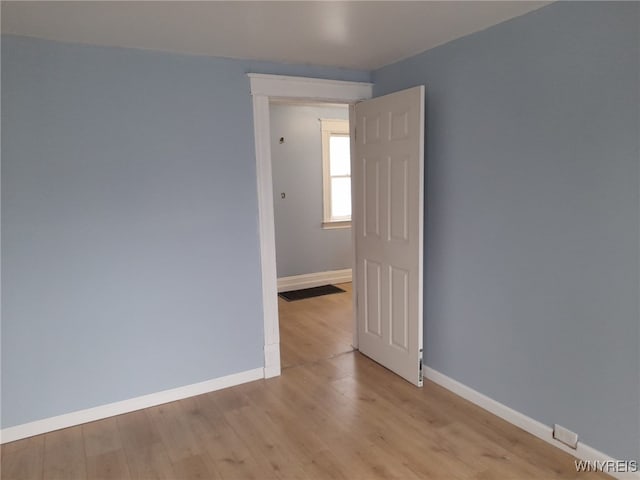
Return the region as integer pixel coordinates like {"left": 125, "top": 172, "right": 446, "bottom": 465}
{"left": 321, "top": 220, "right": 352, "bottom": 229}
{"left": 321, "top": 118, "right": 351, "bottom": 227}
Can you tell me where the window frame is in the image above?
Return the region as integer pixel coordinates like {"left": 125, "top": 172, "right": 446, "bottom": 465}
{"left": 320, "top": 118, "right": 352, "bottom": 229}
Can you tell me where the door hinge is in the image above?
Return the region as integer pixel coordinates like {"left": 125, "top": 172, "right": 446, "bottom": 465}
{"left": 418, "top": 349, "right": 424, "bottom": 385}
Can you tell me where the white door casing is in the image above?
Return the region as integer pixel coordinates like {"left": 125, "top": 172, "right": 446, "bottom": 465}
{"left": 354, "top": 86, "right": 425, "bottom": 386}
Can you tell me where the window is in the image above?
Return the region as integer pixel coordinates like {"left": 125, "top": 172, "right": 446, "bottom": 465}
{"left": 321, "top": 118, "right": 351, "bottom": 228}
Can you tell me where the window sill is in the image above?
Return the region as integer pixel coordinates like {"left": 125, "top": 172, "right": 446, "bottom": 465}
{"left": 322, "top": 221, "right": 352, "bottom": 230}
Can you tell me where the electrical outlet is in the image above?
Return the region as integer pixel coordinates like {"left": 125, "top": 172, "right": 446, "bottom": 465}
{"left": 553, "top": 424, "right": 578, "bottom": 449}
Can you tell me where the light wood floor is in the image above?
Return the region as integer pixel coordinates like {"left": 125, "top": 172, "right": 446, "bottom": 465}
{"left": 1, "top": 283, "right": 605, "bottom": 480}
{"left": 279, "top": 283, "right": 354, "bottom": 368}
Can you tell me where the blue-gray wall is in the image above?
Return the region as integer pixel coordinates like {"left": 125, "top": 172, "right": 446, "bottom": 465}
{"left": 270, "top": 104, "right": 351, "bottom": 278}
{"left": 0, "top": 35, "right": 369, "bottom": 428}
{"left": 373, "top": 1, "right": 639, "bottom": 461}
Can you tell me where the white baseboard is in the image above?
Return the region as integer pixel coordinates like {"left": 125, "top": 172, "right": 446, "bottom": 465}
{"left": 0, "top": 367, "right": 264, "bottom": 444}
{"left": 277, "top": 268, "right": 352, "bottom": 292}
{"left": 424, "top": 367, "right": 639, "bottom": 480}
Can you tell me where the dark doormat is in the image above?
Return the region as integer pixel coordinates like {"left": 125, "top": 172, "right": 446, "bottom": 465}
{"left": 279, "top": 284, "right": 346, "bottom": 302}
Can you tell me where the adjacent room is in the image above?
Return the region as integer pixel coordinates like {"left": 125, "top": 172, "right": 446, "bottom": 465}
{"left": 1, "top": 2, "right": 638, "bottom": 479}
{"left": 270, "top": 101, "right": 355, "bottom": 368}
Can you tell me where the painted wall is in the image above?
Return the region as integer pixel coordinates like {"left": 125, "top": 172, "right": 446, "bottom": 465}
{"left": 270, "top": 104, "right": 351, "bottom": 278}
{"left": 0, "top": 35, "right": 369, "bottom": 428}
{"left": 373, "top": 2, "right": 639, "bottom": 461}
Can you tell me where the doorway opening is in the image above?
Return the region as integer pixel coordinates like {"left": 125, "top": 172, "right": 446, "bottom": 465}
{"left": 269, "top": 100, "right": 354, "bottom": 368}
{"left": 248, "top": 73, "right": 373, "bottom": 378}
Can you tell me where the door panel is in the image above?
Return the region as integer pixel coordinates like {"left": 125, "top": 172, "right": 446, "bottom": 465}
{"left": 363, "top": 157, "right": 380, "bottom": 238}
{"left": 354, "top": 86, "right": 424, "bottom": 386}
{"left": 388, "top": 155, "right": 409, "bottom": 242}
{"left": 390, "top": 265, "right": 409, "bottom": 351}
{"left": 364, "top": 259, "right": 382, "bottom": 337}
{"left": 363, "top": 115, "right": 381, "bottom": 144}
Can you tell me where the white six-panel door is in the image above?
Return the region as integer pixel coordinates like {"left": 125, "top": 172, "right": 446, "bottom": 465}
{"left": 354, "top": 86, "right": 425, "bottom": 386}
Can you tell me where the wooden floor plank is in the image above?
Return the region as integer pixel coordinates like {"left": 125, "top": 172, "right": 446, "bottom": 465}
{"left": 85, "top": 450, "right": 132, "bottom": 480}
{"left": 116, "top": 411, "right": 176, "bottom": 480}
{"left": 279, "top": 283, "right": 353, "bottom": 368}
{"left": 220, "top": 401, "right": 309, "bottom": 480}
{"left": 178, "top": 393, "right": 279, "bottom": 480}
{"left": 146, "top": 401, "right": 220, "bottom": 479}
{"left": 0, "top": 437, "right": 45, "bottom": 480}
{"left": 83, "top": 418, "right": 131, "bottom": 480}
{"left": 42, "top": 428, "right": 87, "bottom": 480}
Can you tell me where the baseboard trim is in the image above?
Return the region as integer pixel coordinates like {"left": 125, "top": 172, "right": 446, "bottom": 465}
{"left": 424, "top": 367, "right": 638, "bottom": 480}
{"left": 0, "top": 367, "right": 264, "bottom": 444}
{"left": 277, "top": 268, "right": 352, "bottom": 292}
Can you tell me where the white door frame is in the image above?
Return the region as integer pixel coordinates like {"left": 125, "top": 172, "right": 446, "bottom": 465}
{"left": 248, "top": 73, "right": 373, "bottom": 378}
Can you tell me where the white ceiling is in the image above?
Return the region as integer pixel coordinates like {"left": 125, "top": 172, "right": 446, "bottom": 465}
{"left": 1, "top": 1, "right": 550, "bottom": 70}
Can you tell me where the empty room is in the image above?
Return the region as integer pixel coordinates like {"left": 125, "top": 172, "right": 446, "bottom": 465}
{"left": 1, "top": 1, "right": 638, "bottom": 479}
